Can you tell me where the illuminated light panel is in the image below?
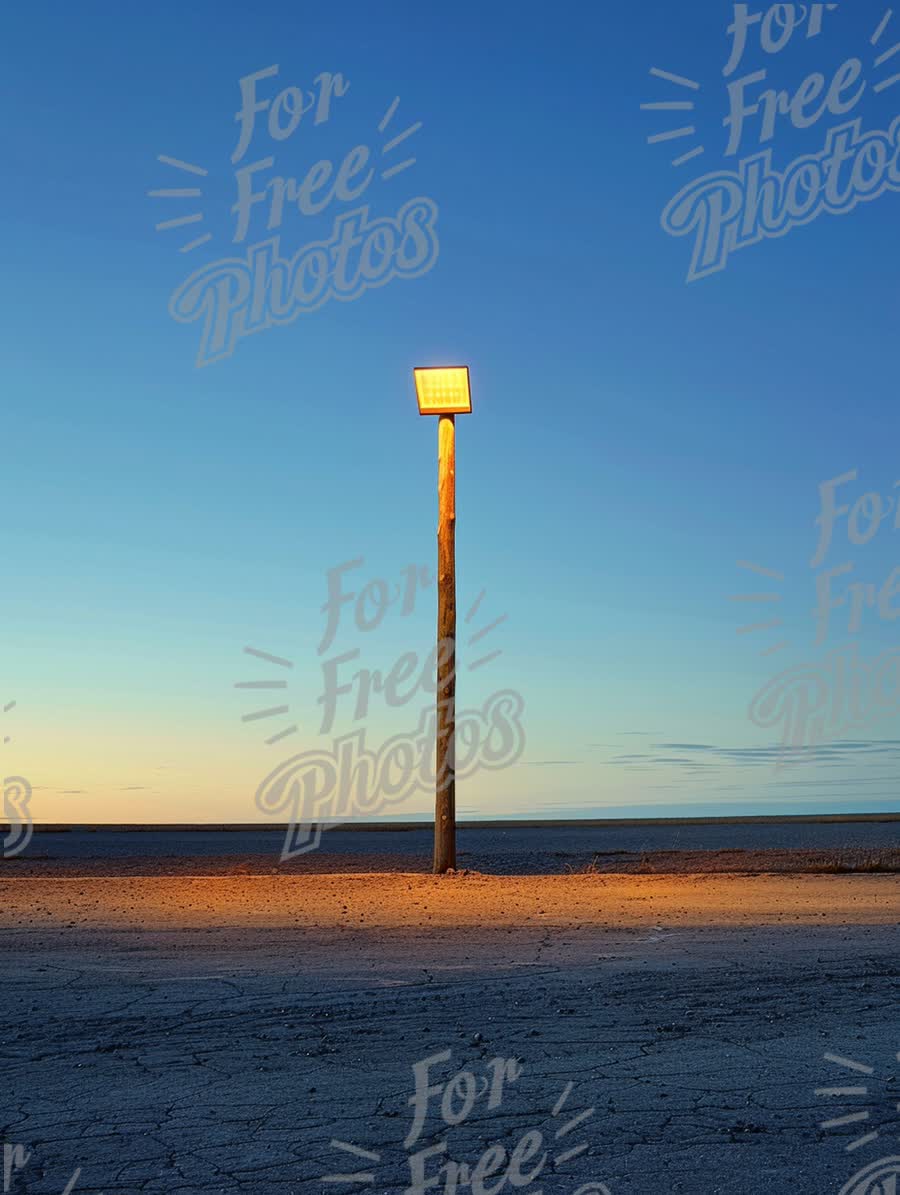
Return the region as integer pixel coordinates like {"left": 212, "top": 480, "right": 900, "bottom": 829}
{"left": 413, "top": 366, "right": 472, "bottom": 415}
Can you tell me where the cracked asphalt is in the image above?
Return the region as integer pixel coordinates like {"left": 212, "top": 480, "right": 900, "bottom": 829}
{"left": 1, "top": 867, "right": 898, "bottom": 1194}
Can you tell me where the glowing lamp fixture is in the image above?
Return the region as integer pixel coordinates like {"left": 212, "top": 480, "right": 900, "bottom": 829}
{"left": 414, "top": 366, "right": 472, "bottom": 416}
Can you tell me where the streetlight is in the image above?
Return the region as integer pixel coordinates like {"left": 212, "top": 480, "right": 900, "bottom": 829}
{"left": 413, "top": 366, "right": 472, "bottom": 874}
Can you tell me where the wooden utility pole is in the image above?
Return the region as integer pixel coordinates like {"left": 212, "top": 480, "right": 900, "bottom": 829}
{"left": 412, "top": 365, "right": 470, "bottom": 874}
{"left": 434, "top": 413, "right": 456, "bottom": 873}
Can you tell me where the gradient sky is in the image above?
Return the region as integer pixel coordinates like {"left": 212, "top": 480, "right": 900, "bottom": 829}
{"left": 3, "top": 0, "right": 900, "bottom": 823}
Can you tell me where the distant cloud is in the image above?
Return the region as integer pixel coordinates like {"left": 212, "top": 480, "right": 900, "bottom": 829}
{"left": 769, "top": 772, "right": 900, "bottom": 790}
{"left": 523, "top": 759, "right": 581, "bottom": 767}
{"left": 612, "top": 739, "right": 900, "bottom": 772}
{"left": 123, "top": 785, "right": 146, "bottom": 791}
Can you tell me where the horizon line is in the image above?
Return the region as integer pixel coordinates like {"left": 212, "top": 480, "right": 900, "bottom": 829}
{"left": 6, "top": 812, "right": 900, "bottom": 833}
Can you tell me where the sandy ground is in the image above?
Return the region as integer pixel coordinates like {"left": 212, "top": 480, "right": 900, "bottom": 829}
{"left": 2, "top": 871, "right": 899, "bottom": 1195}
{"left": 6, "top": 846, "right": 900, "bottom": 878}
{"left": 2, "top": 870, "right": 899, "bottom": 928}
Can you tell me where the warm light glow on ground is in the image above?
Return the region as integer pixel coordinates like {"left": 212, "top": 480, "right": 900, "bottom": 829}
{"left": 1, "top": 872, "right": 895, "bottom": 931}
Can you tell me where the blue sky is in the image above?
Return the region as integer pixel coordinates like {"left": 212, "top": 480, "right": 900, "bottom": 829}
{"left": 3, "top": 0, "right": 900, "bottom": 823}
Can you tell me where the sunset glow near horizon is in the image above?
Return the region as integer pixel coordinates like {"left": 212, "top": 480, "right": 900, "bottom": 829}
{"left": 4, "top": 1, "right": 900, "bottom": 825}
